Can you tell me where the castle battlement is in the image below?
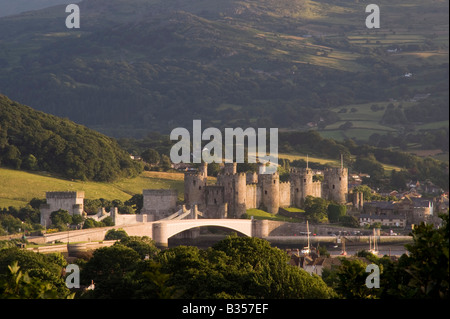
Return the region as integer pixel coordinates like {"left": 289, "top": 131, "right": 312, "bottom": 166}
{"left": 143, "top": 189, "right": 178, "bottom": 196}
{"left": 290, "top": 167, "right": 313, "bottom": 174}
{"left": 46, "top": 191, "right": 84, "bottom": 199}
{"left": 323, "top": 167, "right": 347, "bottom": 173}
{"left": 184, "top": 172, "right": 204, "bottom": 177}
{"left": 217, "top": 173, "right": 232, "bottom": 177}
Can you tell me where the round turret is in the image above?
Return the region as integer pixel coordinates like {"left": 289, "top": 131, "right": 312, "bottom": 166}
{"left": 259, "top": 172, "right": 280, "bottom": 214}
{"left": 323, "top": 167, "right": 348, "bottom": 204}
{"left": 184, "top": 172, "right": 207, "bottom": 207}
{"left": 290, "top": 168, "right": 314, "bottom": 207}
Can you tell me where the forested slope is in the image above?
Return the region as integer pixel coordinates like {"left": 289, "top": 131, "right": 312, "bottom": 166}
{"left": 0, "top": 94, "right": 142, "bottom": 181}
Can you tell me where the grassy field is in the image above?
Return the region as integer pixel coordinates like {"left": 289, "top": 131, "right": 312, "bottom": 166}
{"left": 245, "top": 208, "right": 301, "bottom": 222}
{"left": 0, "top": 168, "right": 185, "bottom": 209}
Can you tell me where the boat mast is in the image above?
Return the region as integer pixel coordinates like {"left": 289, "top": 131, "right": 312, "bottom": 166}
{"left": 374, "top": 228, "right": 378, "bottom": 252}
{"left": 306, "top": 220, "right": 310, "bottom": 251}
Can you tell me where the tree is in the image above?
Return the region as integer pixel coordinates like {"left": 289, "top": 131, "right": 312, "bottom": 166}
{"left": 390, "top": 169, "right": 409, "bottom": 191}
{"left": 50, "top": 209, "right": 72, "bottom": 230}
{"left": 124, "top": 194, "right": 143, "bottom": 213}
{"left": 157, "top": 236, "right": 335, "bottom": 299}
{"left": 82, "top": 218, "right": 104, "bottom": 229}
{"left": 327, "top": 203, "right": 346, "bottom": 223}
{"left": 353, "top": 154, "right": 384, "bottom": 181}
{"left": 104, "top": 228, "right": 129, "bottom": 240}
{"left": 335, "top": 258, "right": 379, "bottom": 299}
{"left": 212, "top": 236, "right": 334, "bottom": 299}
{"left": 134, "top": 260, "right": 181, "bottom": 299}
{"left": 22, "top": 154, "right": 38, "bottom": 171}
{"left": 303, "top": 196, "right": 329, "bottom": 223}
{"left": 115, "top": 236, "right": 159, "bottom": 259}
{"left": 0, "top": 261, "right": 74, "bottom": 299}
{"left": 400, "top": 214, "right": 449, "bottom": 298}
{"left": 80, "top": 245, "right": 141, "bottom": 298}
{"left": 0, "top": 248, "right": 72, "bottom": 298}
{"left": 141, "top": 148, "right": 160, "bottom": 165}
{"left": 340, "top": 215, "right": 360, "bottom": 228}
{"left": 159, "top": 154, "right": 172, "bottom": 171}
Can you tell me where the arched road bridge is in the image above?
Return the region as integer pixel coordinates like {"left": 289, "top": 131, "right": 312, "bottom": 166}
{"left": 152, "top": 218, "right": 271, "bottom": 247}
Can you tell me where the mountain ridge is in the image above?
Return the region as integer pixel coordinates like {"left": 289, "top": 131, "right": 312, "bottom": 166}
{"left": 0, "top": 0, "right": 448, "bottom": 138}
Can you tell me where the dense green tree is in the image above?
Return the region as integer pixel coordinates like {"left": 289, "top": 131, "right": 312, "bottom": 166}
{"left": 117, "top": 236, "right": 159, "bottom": 259}
{"left": 124, "top": 194, "right": 143, "bottom": 214}
{"left": 0, "top": 261, "right": 74, "bottom": 299}
{"left": 104, "top": 228, "right": 129, "bottom": 241}
{"left": 0, "top": 248, "right": 72, "bottom": 298}
{"left": 159, "top": 154, "right": 172, "bottom": 171}
{"left": 303, "top": 196, "right": 329, "bottom": 223}
{"left": 400, "top": 214, "right": 449, "bottom": 298}
{"left": 327, "top": 203, "right": 346, "bottom": 223}
{"left": 335, "top": 258, "right": 378, "bottom": 299}
{"left": 22, "top": 154, "right": 38, "bottom": 171}
{"left": 80, "top": 245, "right": 141, "bottom": 298}
{"left": 157, "top": 236, "right": 335, "bottom": 299}
{"left": 141, "top": 148, "right": 160, "bottom": 165}
{"left": 50, "top": 209, "right": 72, "bottom": 231}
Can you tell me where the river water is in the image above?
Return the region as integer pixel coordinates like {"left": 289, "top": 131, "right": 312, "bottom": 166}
{"left": 168, "top": 234, "right": 410, "bottom": 257}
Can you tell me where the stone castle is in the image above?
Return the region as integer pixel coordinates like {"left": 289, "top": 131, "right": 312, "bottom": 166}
{"left": 178, "top": 162, "right": 350, "bottom": 220}
{"left": 39, "top": 162, "right": 359, "bottom": 226}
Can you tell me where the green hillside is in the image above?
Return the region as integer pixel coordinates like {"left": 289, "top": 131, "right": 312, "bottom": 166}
{"left": 0, "top": 94, "right": 142, "bottom": 181}
{"left": 0, "top": 168, "right": 184, "bottom": 209}
{"left": 0, "top": 0, "right": 447, "bottom": 139}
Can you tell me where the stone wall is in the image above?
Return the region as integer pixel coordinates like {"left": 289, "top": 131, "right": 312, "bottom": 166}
{"left": 279, "top": 182, "right": 291, "bottom": 208}
{"left": 141, "top": 189, "right": 178, "bottom": 220}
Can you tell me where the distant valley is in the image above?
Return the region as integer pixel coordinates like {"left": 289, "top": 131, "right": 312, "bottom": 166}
{"left": 0, "top": 0, "right": 447, "bottom": 147}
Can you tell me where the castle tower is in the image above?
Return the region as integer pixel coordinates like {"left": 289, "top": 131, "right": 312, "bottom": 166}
{"left": 216, "top": 169, "right": 247, "bottom": 218}
{"left": 233, "top": 172, "right": 247, "bottom": 218}
{"left": 223, "top": 162, "right": 237, "bottom": 174}
{"left": 184, "top": 164, "right": 207, "bottom": 208}
{"left": 259, "top": 172, "right": 280, "bottom": 214}
{"left": 39, "top": 191, "right": 85, "bottom": 227}
{"left": 323, "top": 167, "right": 348, "bottom": 204}
{"left": 199, "top": 162, "right": 208, "bottom": 177}
{"left": 290, "top": 168, "right": 314, "bottom": 207}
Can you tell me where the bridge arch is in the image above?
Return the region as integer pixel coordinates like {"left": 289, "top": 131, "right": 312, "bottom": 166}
{"left": 152, "top": 219, "right": 260, "bottom": 247}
